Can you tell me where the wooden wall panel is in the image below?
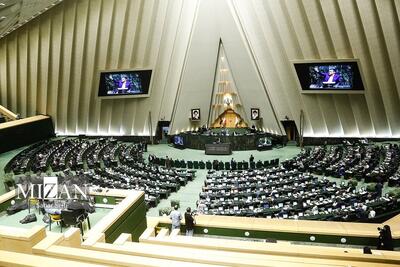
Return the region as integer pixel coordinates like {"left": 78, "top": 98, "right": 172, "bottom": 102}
{"left": 0, "top": 0, "right": 398, "bottom": 138}
{"left": 17, "top": 31, "right": 28, "bottom": 118}
{"left": 233, "top": 0, "right": 400, "bottom": 137}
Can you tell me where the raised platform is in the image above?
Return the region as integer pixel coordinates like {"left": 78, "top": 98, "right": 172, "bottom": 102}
{"left": 179, "top": 129, "right": 282, "bottom": 151}
{"left": 205, "top": 143, "right": 232, "bottom": 155}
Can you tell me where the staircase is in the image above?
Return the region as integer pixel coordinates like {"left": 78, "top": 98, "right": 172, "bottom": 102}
{"left": 286, "top": 140, "right": 297, "bottom": 146}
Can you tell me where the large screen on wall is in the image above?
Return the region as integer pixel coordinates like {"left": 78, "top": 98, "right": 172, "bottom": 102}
{"left": 293, "top": 61, "right": 364, "bottom": 92}
{"left": 98, "top": 70, "right": 152, "bottom": 98}
{"left": 173, "top": 136, "right": 184, "bottom": 147}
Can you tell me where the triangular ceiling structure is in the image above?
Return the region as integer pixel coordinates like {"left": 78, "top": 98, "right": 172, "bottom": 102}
{"left": 170, "top": 0, "right": 283, "bottom": 135}
{"left": 209, "top": 41, "right": 247, "bottom": 127}
{"left": 0, "top": 0, "right": 63, "bottom": 39}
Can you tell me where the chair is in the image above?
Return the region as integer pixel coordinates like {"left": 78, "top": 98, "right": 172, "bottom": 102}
{"left": 206, "top": 161, "right": 212, "bottom": 170}
{"left": 225, "top": 162, "right": 230, "bottom": 170}
{"left": 250, "top": 161, "right": 256, "bottom": 169}
{"left": 49, "top": 214, "right": 63, "bottom": 232}
{"left": 199, "top": 161, "right": 205, "bottom": 169}
{"left": 180, "top": 160, "right": 186, "bottom": 168}
{"left": 61, "top": 209, "right": 88, "bottom": 235}
{"left": 193, "top": 161, "right": 199, "bottom": 169}
{"left": 187, "top": 161, "right": 193, "bottom": 169}
{"left": 174, "top": 160, "right": 180, "bottom": 168}
{"left": 159, "top": 158, "right": 166, "bottom": 166}
{"left": 263, "top": 160, "right": 270, "bottom": 168}
{"left": 243, "top": 162, "right": 249, "bottom": 170}
{"left": 28, "top": 198, "right": 40, "bottom": 214}
{"left": 238, "top": 162, "right": 243, "bottom": 170}
{"left": 256, "top": 161, "right": 263, "bottom": 169}
{"left": 274, "top": 158, "right": 279, "bottom": 167}
{"left": 218, "top": 161, "right": 224, "bottom": 170}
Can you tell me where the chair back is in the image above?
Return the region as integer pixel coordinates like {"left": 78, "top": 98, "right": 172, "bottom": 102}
{"left": 29, "top": 198, "right": 39, "bottom": 205}
{"left": 61, "top": 209, "right": 84, "bottom": 226}
{"left": 50, "top": 214, "right": 61, "bottom": 221}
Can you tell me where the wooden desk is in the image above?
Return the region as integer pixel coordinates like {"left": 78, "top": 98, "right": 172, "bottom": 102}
{"left": 205, "top": 143, "right": 232, "bottom": 155}
{"left": 152, "top": 214, "right": 399, "bottom": 247}
{"left": 0, "top": 105, "right": 17, "bottom": 121}
{"left": 84, "top": 190, "right": 144, "bottom": 242}
{"left": 0, "top": 115, "right": 54, "bottom": 153}
{"left": 0, "top": 115, "right": 49, "bottom": 130}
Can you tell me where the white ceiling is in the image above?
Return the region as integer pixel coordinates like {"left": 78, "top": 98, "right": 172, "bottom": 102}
{"left": 0, "top": 0, "right": 62, "bottom": 38}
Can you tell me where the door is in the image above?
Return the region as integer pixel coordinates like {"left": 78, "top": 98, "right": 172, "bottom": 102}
{"left": 281, "top": 120, "right": 299, "bottom": 142}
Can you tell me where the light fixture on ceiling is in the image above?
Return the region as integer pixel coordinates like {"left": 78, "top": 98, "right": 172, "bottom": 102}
{"left": 0, "top": 16, "right": 6, "bottom": 22}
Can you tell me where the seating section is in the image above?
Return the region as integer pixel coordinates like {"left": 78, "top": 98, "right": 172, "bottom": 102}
{"left": 81, "top": 164, "right": 194, "bottom": 207}
{"left": 283, "top": 143, "right": 400, "bottom": 184}
{"left": 149, "top": 155, "right": 280, "bottom": 170}
{"left": 198, "top": 168, "right": 400, "bottom": 221}
{"left": 5, "top": 137, "right": 196, "bottom": 208}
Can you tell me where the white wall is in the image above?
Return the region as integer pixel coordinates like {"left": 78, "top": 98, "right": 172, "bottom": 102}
{"left": 0, "top": 0, "right": 399, "bottom": 138}
{"left": 0, "top": 0, "right": 198, "bottom": 136}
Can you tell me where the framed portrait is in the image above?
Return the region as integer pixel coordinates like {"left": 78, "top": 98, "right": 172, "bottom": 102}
{"left": 191, "top": 108, "right": 201, "bottom": 121}
{"left": 251, "top": 108, "right": 260, "bottom": 120}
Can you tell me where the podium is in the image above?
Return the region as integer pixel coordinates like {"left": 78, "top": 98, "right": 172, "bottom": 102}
{"left": 205, "top": 143, "right": 232, "bottom": 155}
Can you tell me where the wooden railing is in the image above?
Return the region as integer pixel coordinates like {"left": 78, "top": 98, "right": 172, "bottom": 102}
{"left": 0, "top": 105, "right": 18, "bottom": 121}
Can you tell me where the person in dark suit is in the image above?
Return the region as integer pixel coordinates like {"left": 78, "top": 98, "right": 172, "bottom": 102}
{"left": 184, "top": 207, "right": 196, "bottom": 236}
{"left": 249, "top": 155, "right": 254, "bottom": 163}
{"left": 314, "top": 66, "right": 341, "bottom": 87}
{"left": 116, "top": 76, "right": 132, "bottom": 93}
{"left": 165, "top": 156, "right": 171, "bottom": 169}
{"left": 375, "top": 182, "right": 383, "bottom": 198}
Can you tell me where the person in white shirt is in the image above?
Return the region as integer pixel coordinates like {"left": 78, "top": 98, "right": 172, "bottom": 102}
{"left": 169, "top": 205, "right": 182, "bottom": 231}
{"left": 368, "top": 208, "right": 376, "bottom": 219}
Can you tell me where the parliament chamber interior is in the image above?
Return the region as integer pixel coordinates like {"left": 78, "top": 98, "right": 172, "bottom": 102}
{"left": 0, "top": 0, "right": 400, "bottom": 266}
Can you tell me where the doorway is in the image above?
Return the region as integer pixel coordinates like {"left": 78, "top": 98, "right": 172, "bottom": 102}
{"left": 155, "top": 121, "right": 170, "bottom": 144}
{"left": 281, "top": 120, "right": 299, "bottom": 142}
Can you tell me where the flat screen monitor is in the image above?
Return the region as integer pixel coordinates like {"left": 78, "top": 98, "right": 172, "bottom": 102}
{"left": 98, "top": 69, "right": 152, "bottom": 98}
{"left": 173, "top": 136, "right": 184, "bottom": 147}
{"left": 293, "top": 60, "right": 365, "bottom": 93}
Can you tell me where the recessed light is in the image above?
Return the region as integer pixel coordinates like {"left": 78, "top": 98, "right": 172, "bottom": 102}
{"left": 0, "top": 3, "right": 5, "bottom": 6}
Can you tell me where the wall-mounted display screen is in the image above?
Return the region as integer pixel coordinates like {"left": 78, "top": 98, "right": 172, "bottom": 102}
{"left": 98, "top": 70, "right": 152, "bottom": 98}
{"left": 293, "top": 61, "right": 364, "bottom": 92}
{"left": 173, "top": 136, "right": 184, "bottom": 147}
